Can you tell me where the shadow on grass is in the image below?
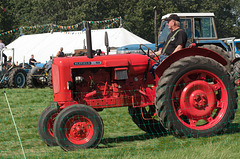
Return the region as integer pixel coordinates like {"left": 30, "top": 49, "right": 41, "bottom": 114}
{"left": 99, "top": 123, "right": 240, "bottom": 148}
{"left": 224, "top": 123, "right": 240, "bottom": 134}
{"left": 100, "top": 132, "right": 166, "bottom": 148}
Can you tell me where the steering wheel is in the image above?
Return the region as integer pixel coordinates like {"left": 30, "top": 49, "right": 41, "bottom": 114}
{"left": 139, "top": 44, "right": 160, "bottom": 62}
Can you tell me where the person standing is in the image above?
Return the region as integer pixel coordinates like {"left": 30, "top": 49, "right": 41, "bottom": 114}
{"left": 0, "top": 39, "right": 7, "bottom": 65}
{"left": 56, "top": 47, "right": 65, "bottom": 57}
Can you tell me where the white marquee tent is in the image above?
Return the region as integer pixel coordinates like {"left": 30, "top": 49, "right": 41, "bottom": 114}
{"left": 6, "top": 28, "right": 151, "bottom": 63}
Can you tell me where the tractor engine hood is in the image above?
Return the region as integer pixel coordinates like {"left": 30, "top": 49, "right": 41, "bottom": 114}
{"left": 53, "top": 53, "right": 150, "bottom": 76}
{"left": 116, "top": 44, "right": 155, "bottom": 54}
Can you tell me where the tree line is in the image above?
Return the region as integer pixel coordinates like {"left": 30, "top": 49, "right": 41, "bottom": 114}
{"left": 0, "top": 0, "right": 239, "bottom": 44}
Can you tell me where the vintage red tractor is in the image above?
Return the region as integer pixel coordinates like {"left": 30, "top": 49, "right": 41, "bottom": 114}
{"left": 38, "top": 24, "right": 237, "bottom": 151}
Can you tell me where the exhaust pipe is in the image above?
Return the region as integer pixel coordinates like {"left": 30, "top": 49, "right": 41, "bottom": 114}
{"left": 154, "top": 6, "right": 158, "bottom": 52}
{"left": 105, "top": 31, "right": 110, "bottom": 55}
{"left": 86, "top": 22, "right": 93, "bottom": 58}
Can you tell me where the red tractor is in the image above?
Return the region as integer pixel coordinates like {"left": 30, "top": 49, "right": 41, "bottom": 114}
{"left": 38, "top": 24, "right": 237, "bottom": 151}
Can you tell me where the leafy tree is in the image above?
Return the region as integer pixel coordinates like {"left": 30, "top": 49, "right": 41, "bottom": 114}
{"left": 0, "top": 0, "right": 18, "bottom": 44}
{"left": 1, "top": 0, "right": 239, "bottom": 44}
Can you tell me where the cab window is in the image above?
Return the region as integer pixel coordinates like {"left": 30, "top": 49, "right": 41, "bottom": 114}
{"left": 194, "top": 17, "right": 216, "bottom": 38}
{"left": 180, "top": 19, "right": 192, "bottom": 39}
{"left": 236, "top": 42, "right": 240, "bottom": 51}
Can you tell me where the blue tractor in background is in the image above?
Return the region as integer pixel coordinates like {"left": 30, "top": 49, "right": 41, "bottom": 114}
{"left": 0, "top": 48, "right": 28, "bottom": 88}
{"left": 26, "top": 59, "right": 52, "bottom": 88}
{"left": 227, "top": 38, "right": 240, "bottom": 84}
{"left": 117, "top": 12, "right": 232, "bottom": 71}
{"left": 234, "top": 39, "right": 240, "bottom": 56}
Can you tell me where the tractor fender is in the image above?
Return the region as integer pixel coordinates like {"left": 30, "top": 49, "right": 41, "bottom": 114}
{"left": 232, "top": 57, "right": 240, "bottom": 65}
{"left": 154, "top": 47, "right": 227, "bottom": 79}
{"left": 29, "top": 67, "right": 42, "bottom": 74}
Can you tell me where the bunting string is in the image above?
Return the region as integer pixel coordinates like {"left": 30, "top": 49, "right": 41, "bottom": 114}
{"left": 0, "top": 6, "right": 122, "bottom": 37}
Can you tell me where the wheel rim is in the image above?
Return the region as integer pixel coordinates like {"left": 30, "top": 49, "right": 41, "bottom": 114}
{"left": 47, "top": 113, "right": 58, "bottom": 137}
{"left": 65, "top": 115, "right": 94, "bottom": 145}
{"left": 15, "top": 72, "right": 25, "bottom": 87}
{"left": 172, "top": 70, "right": 228, "bottom": 130}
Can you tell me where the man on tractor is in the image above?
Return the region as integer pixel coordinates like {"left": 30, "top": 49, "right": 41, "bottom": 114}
{"left": 150, "top": 14, "right": 187, "bottom": 75}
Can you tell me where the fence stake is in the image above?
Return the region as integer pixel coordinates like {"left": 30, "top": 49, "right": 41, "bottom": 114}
{"left": 3, "top": 91, "right": 27, "bottom": 159}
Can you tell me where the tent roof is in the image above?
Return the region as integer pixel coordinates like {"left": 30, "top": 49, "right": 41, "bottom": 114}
{"left": 7, "top": 28, "right": 151, "bottom": 63}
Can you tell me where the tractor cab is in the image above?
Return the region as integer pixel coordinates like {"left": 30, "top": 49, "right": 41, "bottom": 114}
{"left": 159, "top": 13, "right": 218, "bottom": 44}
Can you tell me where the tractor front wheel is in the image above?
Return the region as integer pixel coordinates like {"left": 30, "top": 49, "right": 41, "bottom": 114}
{"left": 155, "top": 56, "right": 237, "bottom": 137}
{"left": 53, "top": 104, "right": 104, "bottom": 151}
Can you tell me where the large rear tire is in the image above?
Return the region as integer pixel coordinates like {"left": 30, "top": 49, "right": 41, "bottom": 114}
{"left": 233, "top": 60, "right": 240, "bottom": 85}
{"left": 47, "top": 68, "right": 52, "bottom": 88}
{"left": 128, "top": 106, "right": 166, "bottom": 135}
{"left": 53, "top": 104, "right": 104, "bottom": 151}
{"left": 27, "top": 67, "right": 45, "bottom": 88}
{"left": 8, "top": 68, "right": 27, "bottom": 88}
{"left": 155, "top": 56, "right": 237, "bottom": 137}
{"left": 38, "top": 106, "right": 59, "bottom": 146}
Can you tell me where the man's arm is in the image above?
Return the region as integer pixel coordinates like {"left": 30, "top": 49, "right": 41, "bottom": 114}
{"left": 155, "top": 49, "right": 162, "bottom": 56}
{"left": 30, "top": 60, "right": 35, "bottom": 63}
{"left": 56, "top": 51, "right": 60, "bottom": 57}
{"left": 172, "top": 45, "right": 183, "bottom": 54}
{"left": 150, "top": 49, "right": 162, "bottom": 57}
{"left": 30, "top": 59, "right": 39, "bottom": 64}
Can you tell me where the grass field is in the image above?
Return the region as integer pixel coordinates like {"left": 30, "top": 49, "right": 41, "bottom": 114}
{"left": 1, "top": 88, "right": 240, "bottom": 159}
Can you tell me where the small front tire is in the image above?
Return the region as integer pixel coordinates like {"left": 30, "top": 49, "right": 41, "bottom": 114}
{"left": 53, "top": 104, "right": 104, "bottom": 151}
{"left": 38, "top": 106, "right": 59, "bottom": 146}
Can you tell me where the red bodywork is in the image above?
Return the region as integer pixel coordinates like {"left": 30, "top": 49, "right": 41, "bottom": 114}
{"left": 52, "top": 53, "right": 156, "bottom": 109}
{"left": 52, "top": 48, "right": 227, "bottom": 111}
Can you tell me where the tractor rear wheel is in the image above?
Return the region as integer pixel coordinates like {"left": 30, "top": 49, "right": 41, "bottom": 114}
{"left": 233, "top": 60, "right": 240, "bottom": 85}
{"left": 128, "top": 106, "right": 166, "bottom": 135}
{"left": 155, "top": 56, "right": 237, "bottom": 137}
{"left": 47, "top": 68, "right": 52, "bottom": 88}
{"left": 38, "top": 106, "right": 59, "bottom": 146}
{"left": 201, "top": 44, "right": 231, "bottom": 72}
{"left": 8, "top": 68, "right": 27, "bottom": 88}
{"left": 53, "top": 104, "right": 104, "bottom": 151}
{"left": 27, "top": 67, "right": 45, "bottom": 88}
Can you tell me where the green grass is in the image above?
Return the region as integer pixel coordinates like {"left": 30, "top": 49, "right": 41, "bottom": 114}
{"left": 1, "top": 88, "right": 240, "bottom": 158}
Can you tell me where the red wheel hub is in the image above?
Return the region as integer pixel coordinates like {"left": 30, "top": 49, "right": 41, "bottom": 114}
{"left": 65, "top": 115, "right": 94, "bottom": 145}
{"left": 70, "top": 122, "right": 89, "bottom": 139}
{"left": 172, "top": 70, "right": 228, "bottom": 130}
{"left": 180, "top": 80, "right": 216, "bottom": 120}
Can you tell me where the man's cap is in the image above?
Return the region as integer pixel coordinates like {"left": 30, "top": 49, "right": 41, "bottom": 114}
{"left": 165, "top": 14, "right": 180, "bottom": 22}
